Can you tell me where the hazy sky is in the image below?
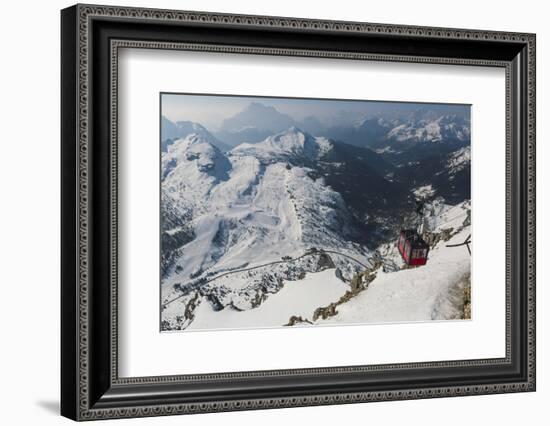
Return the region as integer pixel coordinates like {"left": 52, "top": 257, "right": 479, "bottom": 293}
{"left": 161, "top": 93, "right": 470, "bottom": 131}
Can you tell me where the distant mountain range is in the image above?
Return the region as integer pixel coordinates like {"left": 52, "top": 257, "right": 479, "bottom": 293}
{"left": 163, "top": 101, "right": 470, "bottom": 154}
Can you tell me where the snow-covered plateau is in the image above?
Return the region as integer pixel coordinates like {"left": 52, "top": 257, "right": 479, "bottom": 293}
{"left": 160, "top": 113, "right": 471, "bottom": 332}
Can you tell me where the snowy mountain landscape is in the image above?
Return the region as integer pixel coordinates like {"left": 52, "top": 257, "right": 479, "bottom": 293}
{"left": 160, "top": 95, "right": 471, "bottom": 332}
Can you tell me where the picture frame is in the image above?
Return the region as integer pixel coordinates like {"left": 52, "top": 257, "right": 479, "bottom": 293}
{"left": 61, "top": 3, "right": 536, "bottom": 421}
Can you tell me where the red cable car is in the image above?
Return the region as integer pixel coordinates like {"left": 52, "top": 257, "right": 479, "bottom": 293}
{"left": 398, "top": 229, "right": 429, "bottom": 266}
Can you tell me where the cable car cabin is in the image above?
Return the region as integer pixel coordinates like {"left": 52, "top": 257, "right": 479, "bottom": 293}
{"left": 398, "top": 229, "right": 429, "bottom": 266}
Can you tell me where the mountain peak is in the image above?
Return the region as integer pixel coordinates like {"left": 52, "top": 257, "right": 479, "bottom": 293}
{"left": 175, "top": 120, "right": 206, "bottom": 131}
{"left": 163, "top": 133, "right": 231, "bottom": 182}
{"left": 269, "top": 127, "right": 309, "bottom": 149}
{"left": 219, "top": 102, "right": 296, "bottom": 137}
{"left": 230, "top": 127, "right": 332, "bottom": 163}
{"left": 284, "top": 125, "right": 304, "bottom": 134}
{"left": 161, "top": 117, "right": 230, "bottom": 152}
{"left": 245, "top": 101, "right": 277, "bottom": 112}
{"left": 169, "top": 133, "right": 217, "bottom": 153}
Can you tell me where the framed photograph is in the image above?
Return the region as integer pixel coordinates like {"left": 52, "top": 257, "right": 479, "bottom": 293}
{"left": 61, "top": 4, "right": 536, "bottom": 421}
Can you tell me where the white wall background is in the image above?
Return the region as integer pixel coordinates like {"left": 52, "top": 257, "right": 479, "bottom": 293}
{"left": 0, "top": 0, "right": 546, "bottom": 424}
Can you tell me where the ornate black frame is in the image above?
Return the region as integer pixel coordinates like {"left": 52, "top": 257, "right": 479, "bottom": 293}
{"left": 61, "top": 4, "right": 536, "bottom": 421}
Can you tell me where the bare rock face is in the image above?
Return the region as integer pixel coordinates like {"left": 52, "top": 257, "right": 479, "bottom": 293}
{"left": 161, "top": 292, "right": 202, "bottom": 331}
{"left": 460, "top": 272, "right": 471, "bottom": 320}
{"left": 350, "top": 260, "right": 381, "bottom": 291}
{"left": 350, "top": 271, "right": 377, "bottom": 292}
{"left": 285, "top": 316, "right": 313, "bottom": 326}
{"left": 422, "top": 228, "right": 454, "bottom": 248}
{"left": 463, "top": 285, "right": 471, "bottom": 319}
{"left": 317, "top": 253, "right": 336, "bottom": 270}
{"left": 313, "top": 304, "right": 338, "bottom": 321}
{"left": 249, "top": 290, "right": 268, "bottom": 309}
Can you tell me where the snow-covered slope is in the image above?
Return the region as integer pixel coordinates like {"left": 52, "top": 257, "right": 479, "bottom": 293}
{"left": 161, "top": 128, "right": 372, "bottom": 330}
{"left": 231, "top": 126, "right": 332, "bottom": 162}
{"left": 160, "top": 124, "right": 471, "bottom": 332}
{"left": 386, "top": 114, "right": 470, "bottom": 144}
{"left": 184, "top": 269, "right": 349, "bottom": 331}
{"left": 446, "top": 146, "right": 471, "bottom": 177}
{"left": 314, "top": 201, "right": 471, "bottom": 325}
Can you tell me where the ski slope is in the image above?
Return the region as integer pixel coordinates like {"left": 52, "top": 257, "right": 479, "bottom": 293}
{"left": 184, "top": 269, "right": 348, "bottom": 331}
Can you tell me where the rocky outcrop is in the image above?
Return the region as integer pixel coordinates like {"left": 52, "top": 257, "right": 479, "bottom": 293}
{"left": 312, "top": 303, "right": 338, "bottom": 321}
{"left": 285, "top": 316, "right": 313, "bottom": 326}
{"left": 461, "top": 273, "right": 471, "bottom": 320}
{"left": 161, "top": 291, "right": 201, "bottom": 331}
{"left": 422, "top": 228, "right": 454, "bottom": 248}
{"left": 350, "top": 259, "right": 382, "bottom": 292}
{"left": 309, "top": 260, "right": 383, "bottom": 322}
{"left": 317, "top": 252, "right": 336, "bottom": 270}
